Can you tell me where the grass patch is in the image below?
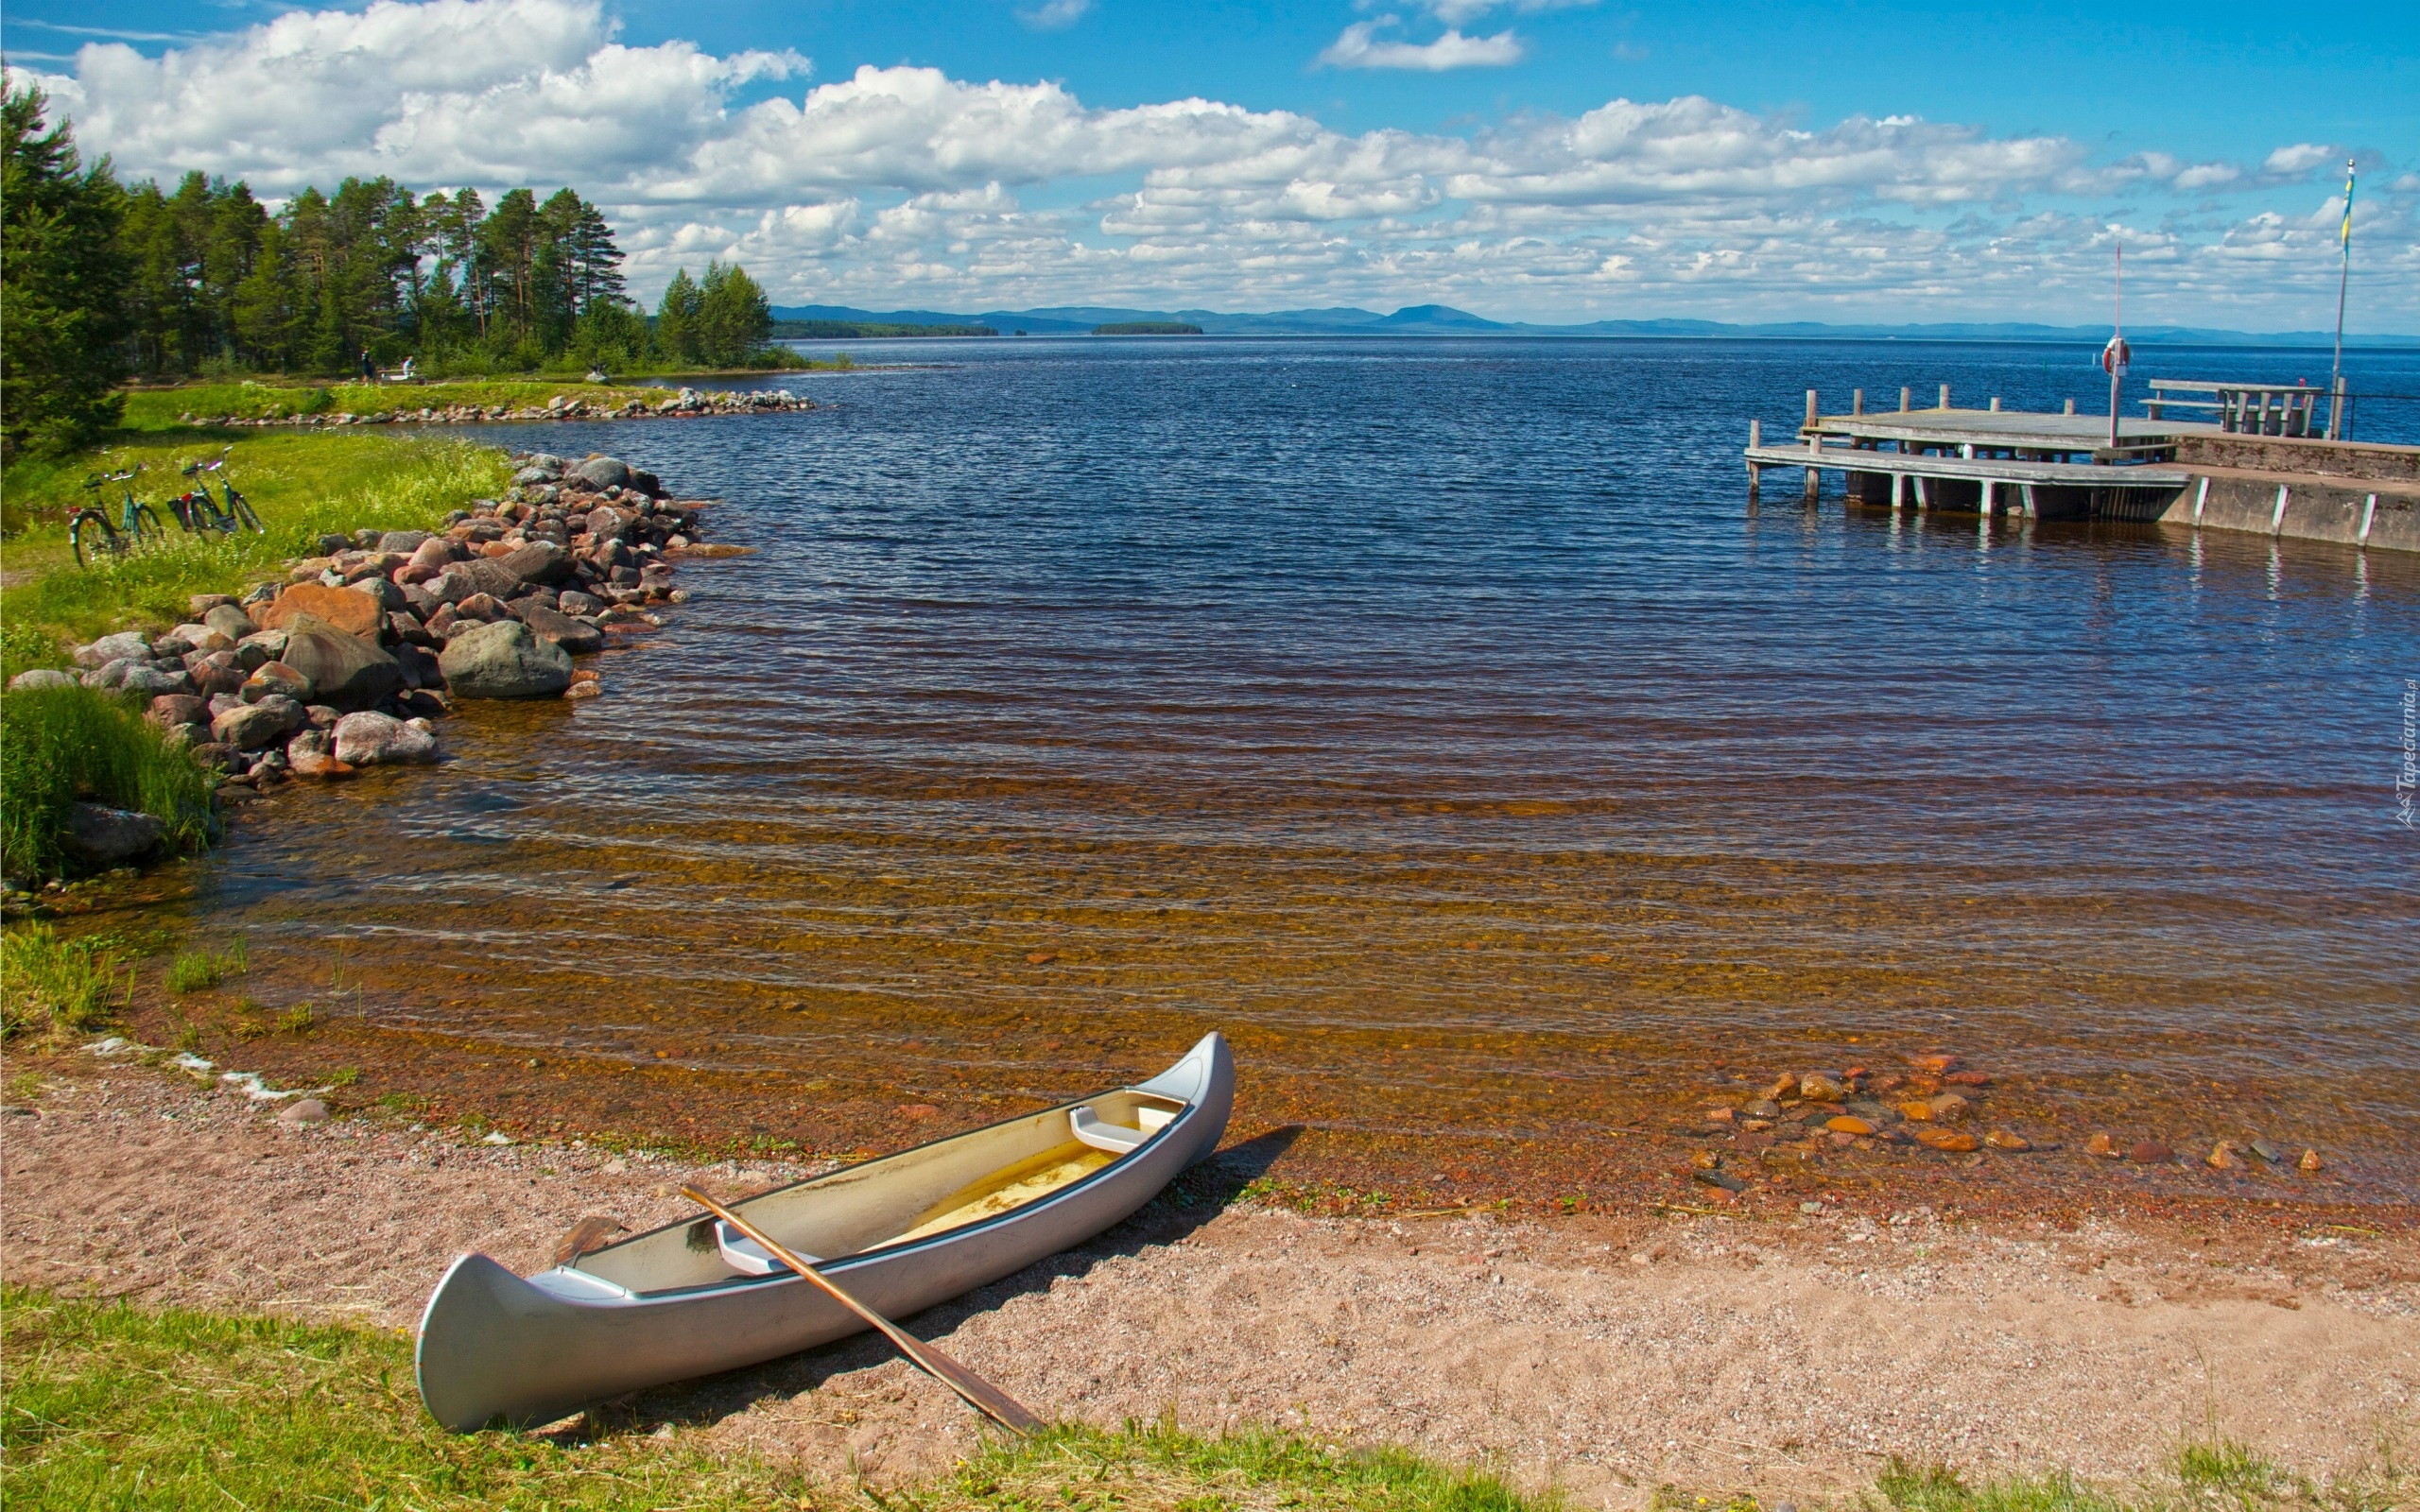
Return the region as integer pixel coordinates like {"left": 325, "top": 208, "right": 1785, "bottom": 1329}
{"left": 0, "top": 684, "right": 216, "bottom": 880}
{"left": 117, "top": 380, "right": 677, "bottom": 430}
{"left": 0, "top": 1285, "right": 800, "bottom": 1510}
{"left": 1, "top": 431, "right": 513, "bottom": 655}
{"left": 1865, "top": 1446, "right": 2405, "bottom": 1512}
{"left": 0, "top": 924, "right": 127, "bottom": 1040}
{"left": 164, "top": 936, "right": 247, "bottom": 994}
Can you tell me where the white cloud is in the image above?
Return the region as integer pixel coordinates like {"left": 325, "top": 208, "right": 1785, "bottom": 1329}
{"left": 1318, "top": 19, "right": 1527, "bottom": 71}
{"left": 9, "top": 0, "right": 2413, "bottom": 327}
{"left": 1016, "top": 0, "right": 1092, "bottom": 30}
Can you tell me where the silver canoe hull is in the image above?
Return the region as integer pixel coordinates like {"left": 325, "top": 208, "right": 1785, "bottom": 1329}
{"left": 417, "top": 1031, "right": 1233, "bottom": 1431}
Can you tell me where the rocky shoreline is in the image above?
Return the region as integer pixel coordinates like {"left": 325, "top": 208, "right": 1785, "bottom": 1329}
{"left": 9, "top": 450, "right": 710, "bottom": 872}
{"left": 179, "top": 385, "right": 813, "bottom": 428}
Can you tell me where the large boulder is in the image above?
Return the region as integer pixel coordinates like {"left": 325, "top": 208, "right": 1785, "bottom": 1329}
{"left": 521, "top": 604, "right": 604, "bottom": 655}
{"left": 495, "top": 541, "right": 571, "bottom": 586}
{"left": 213, "top": 695, "right": 306, "bottom": 750}
{"left": 464, "top": 557, "right": 527, "bottom": 600}
{"left": 568, "top": 455, "right": 631, "bottom": 491}
{"left": 627, "top": 467, "right": 662, "bottom": 497}
{"left": 9, "top": 668, "right": 77, "bottom": 691}
{"left": 61, "top": 803, "right": 164, "bottom": 868}
{"left": 332, "top": 711, "right": 440, "bottom": 766}
{"left": 202, "top": 603, "right": 256, "bottom": 642}
{"left": 277, "top": 614, "right": 402, "bottom": 710}
{"left": 407, "top": 537, "right": 462, "bottom": 571}
{"left": 258, "top": 582, "right": 384, "bottom": 638}
{"left": 119, "top": 664, "right": 195, "bottom": 696}
{"left": 377, "top": 529, "right": 432, "bottom": 555}
{"left": 147, "top": 694, "right": 210, "bottom": 729}
{"left": 437, "top": 620, "right": 571, "bottom": 699}
{"left": 74, "top": 631, "right": 154, "bottom": 668}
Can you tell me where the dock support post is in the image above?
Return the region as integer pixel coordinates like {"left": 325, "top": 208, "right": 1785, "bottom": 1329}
{"left": 1981, "top": 479, "right": 1996, "bottom": 516}
{"left": 1989, "top": 397, "right": 2002, "bottom": 413}
{"left": 1913, "top": 475, "right": 1928, "bottom": 513}
{"left": 2329, "top": 376, "right": 2348, "bottom": 441}
{"left": 1804, "top": 431, "right": 1821, "bottom": 504}
{"left": 1746, "top": 419, "right": 1761, "bottom": 500}
{"left": 2065, "top": 398, "right": 2077, "bottom": 416}
{"left": 1938, "top": 384, "right": 1951, "bottom": 410}
{"left": 2271, "top": 484, "right": 2290, "bottom": 534}
{"left": 1853, "top": 388, "right": 1865, "bottom": 416}
{"left": 1899, "top": 387, "right": 1911, "bottom": 413}
{"left": 1805, "top": 389, "right": 1819, "bottom": 429}
{"left": 1891, "top": 472, "right": 1904, "bottom": 512}
{"left": 2360, "top": 492, "right": 2377, "bottom": 544}
{"left": 2192, "top": 476, "right": 2209, "bottom": 524}
{"left": 2021, "top": 483, "right": 2037, "bottom": 518}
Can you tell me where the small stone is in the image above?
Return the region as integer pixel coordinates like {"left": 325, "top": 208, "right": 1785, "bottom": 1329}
{"left": 2206, "top": 1142, "right": 2238, "bottom": 1170}
{"left": 187, "top": 593, "right": 236, "bottom": 615}
{"left": 61, "top": 803, "right": 165, "bottom": 868}
{"left": 1762, "top": 1074, "right": 1795, "bottom": 1102}
{"left": 2129, "top": 1141, "right": 2174, "bottom": 1165}
{"left": 2249, "top": 1138, "right": 2281, "bottom": 1163}
{"left": 215, "top": 782, "right": 260, "bottom": 804}
{"left": 1026, "top": 951, "right": 1057, "bottom": 965}
{"left": 1914, "top": 1053, "right": 1962, "bottom": 1074}
{"left": 1913, "top": 1127, "right": 1979, "bottom": 1153}
{"left": 1744, "top": 1099, "right": 1780, "bottom": 1119}
{"left": 1705, "top": 1107, "right": 1736, "bottom": 1125}
{"left": 1688, "top": 1148, "right": 1720, "bottom": 1170}
{"left": 1799, "top": 1074, "right": 1845, "bottom": 1103}
{"left": 562, "top": 679, "right": 602, "bottom": 700}
{"left": 2086, "top": 1131, "right": 2119, "bottom": 1158}
{"left": 212, "top": 696, "right": 307, "bottom": 750}
{"left": 202, "top": 603, "right": 257, "bottom": 642}
{"left": 2298, "top": 1149, "right": 2323, "bottom": 1172}
{"left": 1927, "top": 1092, "right": 1971, "bottom": 1124}
{"left": 242, "top": 662, "right": 314, "bottom": 703}
{"left": 1944, "top": 1070, "right": 1992, "bottom": 1086}
{"left": 277, "top": 1097, "right": 330, "bottom": 1125}
{"left": 898, "top": 1104, "right": 940, "bottom": 1120}
{"left": 482, "top": 1130, "right": 513, "bottom": 1145}
{"left": 1693, "top": 1167, "right": 1747, "bottom": 1193}
{"left": 1826, "top": 1116, "right": 1876, "bottom": 1136}
{"left": 1897, "top": 1100, "right": 1937, "bottom": 1123}
{"left": 331, "top": 711, "right": 439, "bottom": 766}
{"left": 147, "top": 693, "right": 210, "bottom": 730}
{"left": 1983, "top": 1129, "right": 2031, "bottom": 1151}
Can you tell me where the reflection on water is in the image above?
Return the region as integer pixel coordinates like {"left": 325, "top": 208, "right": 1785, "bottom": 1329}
{"left": 130, "top": 338, "right": 2420, "bottom": 1201}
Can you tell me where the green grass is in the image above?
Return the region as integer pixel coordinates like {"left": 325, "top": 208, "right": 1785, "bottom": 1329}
{"left": 116, "top": 380, "right": 680, "bottom": 430}
{"left": 0, "top": 924, "right": 128, "bottom": 1040}
{"left": 0, "top": 431, "right": 513, "bottom": 654}
{"left": 0, "top": 1285, "right": 803, "bottom": 1510}
{"left": 0, "top": 684, "right": 217, "bottom": 880}
{"left": 164, "top": 936, "right": 247, "bottom": 994}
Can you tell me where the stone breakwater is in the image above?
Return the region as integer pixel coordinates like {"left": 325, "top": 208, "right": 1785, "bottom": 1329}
{"left": 9, "top": 452, "right": 707, "bottom": 870}
{"left": 178, "top": 385, "right": 814, "bottom": 428}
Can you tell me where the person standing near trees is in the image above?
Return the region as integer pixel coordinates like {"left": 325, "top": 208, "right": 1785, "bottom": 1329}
{"left": 361, "top": 349, "right": 375, "bottom": 383}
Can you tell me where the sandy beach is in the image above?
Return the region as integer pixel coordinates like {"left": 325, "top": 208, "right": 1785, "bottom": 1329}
{"left": 7, "top": 1049, "right": 2411, "bottom": 1504}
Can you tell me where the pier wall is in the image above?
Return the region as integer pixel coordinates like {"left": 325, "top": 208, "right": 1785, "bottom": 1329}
{"left": 2146, "top": 470, "right": 2420, "bottom": 553}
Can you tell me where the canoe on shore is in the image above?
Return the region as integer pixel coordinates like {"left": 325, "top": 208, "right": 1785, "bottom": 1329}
{"left": 416, "top": 1031, "right": 1235, "bottom": 1432}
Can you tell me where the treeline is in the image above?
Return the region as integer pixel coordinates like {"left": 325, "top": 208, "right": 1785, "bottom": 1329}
{"left": 1, "top": 85, "right": 786, "bottom": 458}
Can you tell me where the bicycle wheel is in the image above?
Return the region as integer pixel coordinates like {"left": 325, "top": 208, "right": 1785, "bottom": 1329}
{"left": 229, "top": 490, "right": 264, "bottom": 533}
{"left": 134, "top": 503, "right": 166, "bottom": 542}
{"left": 70, "top": 511, "right": 121, "bottom": 569}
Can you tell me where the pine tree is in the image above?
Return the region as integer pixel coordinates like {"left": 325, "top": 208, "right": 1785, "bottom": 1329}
{"left": 695, "top": 260, "right": 770, "bottom": 367}
{"left": 656, "top": 267, "right": 702, "bottom": 366}
{"left": 1, "top": 85, "right": 130, "bottom": 457}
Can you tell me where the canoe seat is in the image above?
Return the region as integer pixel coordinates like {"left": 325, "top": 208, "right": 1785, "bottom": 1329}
{"left": 716, "top": 1220, "right": 820, "bottom": 1277}
{"left": 1069, "top": 1105, "right": 1150, "bottom": 1154}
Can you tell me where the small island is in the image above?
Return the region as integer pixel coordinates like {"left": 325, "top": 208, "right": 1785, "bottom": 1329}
{"left": 1092, "top": 321, "right": 1204, "bottom": 335}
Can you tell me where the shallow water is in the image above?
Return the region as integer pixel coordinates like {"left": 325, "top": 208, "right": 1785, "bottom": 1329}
{"left": 127, "top": 338, "right": 2420, "bottom": 1202}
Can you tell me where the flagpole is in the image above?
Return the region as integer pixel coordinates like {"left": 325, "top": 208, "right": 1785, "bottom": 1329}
{"left": 2329, "top": 157, "right": 2355, "bottom": 439}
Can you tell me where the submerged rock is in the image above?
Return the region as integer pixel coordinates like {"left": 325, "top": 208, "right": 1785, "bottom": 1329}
{"left": 438, "top": 620, "right": 572, "bottom": 698}
{"left": 332, "top": 711, "right": 440, "bottom": 766}
{"left": 61, "top": 803, "right": 164, "bottom": 868}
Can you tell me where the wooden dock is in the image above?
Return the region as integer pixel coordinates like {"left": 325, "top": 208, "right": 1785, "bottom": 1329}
{"left": 1737, "top": 387, "right": 2419, "bottom": 550}
{"left": 1745, "top": 390, "right": 2200, "bottom": 517}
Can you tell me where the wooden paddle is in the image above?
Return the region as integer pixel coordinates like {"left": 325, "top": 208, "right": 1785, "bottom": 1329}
{"left": 679, "top": 1184, "right": 1041, "bottom": 1436}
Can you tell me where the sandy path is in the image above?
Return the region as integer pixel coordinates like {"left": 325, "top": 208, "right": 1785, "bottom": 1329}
{"left": 5, "top": 1056, "right": 2412, "bottom": 1504}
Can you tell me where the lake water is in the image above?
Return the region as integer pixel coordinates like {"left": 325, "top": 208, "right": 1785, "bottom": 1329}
{"left": 129, "top": 337, "right": 2420, "bottom": 1210}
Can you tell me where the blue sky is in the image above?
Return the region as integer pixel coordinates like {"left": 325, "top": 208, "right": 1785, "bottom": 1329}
{"left": 9, "top": 0, "right": 2415, "bottom": 326}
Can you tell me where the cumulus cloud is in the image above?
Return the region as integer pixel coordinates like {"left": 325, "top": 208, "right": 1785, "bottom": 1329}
{"left": 1318, "top": 19, "right": 1527, "bottom": 70}
{"left": 9, "top": 0, "right": 2412, "bottom": 325}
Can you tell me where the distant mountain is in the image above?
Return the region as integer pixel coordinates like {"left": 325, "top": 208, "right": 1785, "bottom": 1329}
{"left": 769, "top": 302, "right": 2419, "bottom": 348}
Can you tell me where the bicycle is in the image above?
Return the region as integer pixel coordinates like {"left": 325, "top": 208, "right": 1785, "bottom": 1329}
{"left": 171, "top": 447, "right": 265, "bottom": 535}
{"left": 70, "top": 468, "right": 166, "bottom": 569}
